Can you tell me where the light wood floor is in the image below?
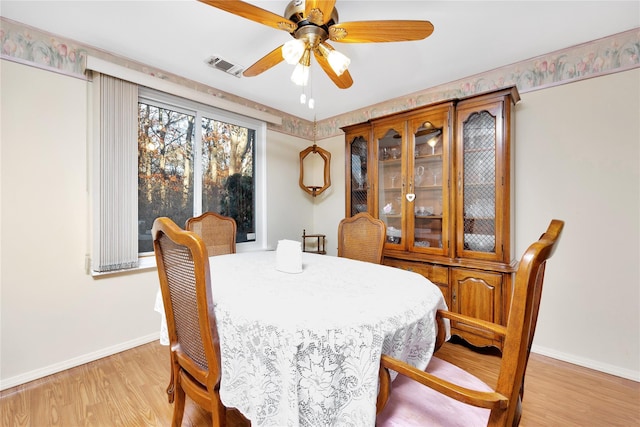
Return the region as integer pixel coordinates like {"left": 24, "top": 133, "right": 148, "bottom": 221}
{"left": 1, "top": 339, "right": 638, "bottom": 426}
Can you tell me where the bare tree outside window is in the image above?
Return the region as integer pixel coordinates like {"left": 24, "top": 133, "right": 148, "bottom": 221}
{"left": 138, "top": 101, "right": 255, "bottom": 253}
{"left": 201, "top": 118, "right": 255, "bottom": 242}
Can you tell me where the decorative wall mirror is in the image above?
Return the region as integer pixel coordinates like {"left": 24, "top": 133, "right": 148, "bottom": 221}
{"left": 299, "top": 143, "right": 331, "bottom": 196}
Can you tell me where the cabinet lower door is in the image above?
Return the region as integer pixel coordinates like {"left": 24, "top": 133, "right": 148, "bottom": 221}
{"left": 451, "top": 268, "right": 503, "bottom": 348}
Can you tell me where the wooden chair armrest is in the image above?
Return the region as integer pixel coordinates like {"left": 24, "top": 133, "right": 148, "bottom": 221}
{"left": 379, "top": 354, "right": 508, "bottom": 411}
{"left": 437, "top": 309, "right": 507, "bottom": 341}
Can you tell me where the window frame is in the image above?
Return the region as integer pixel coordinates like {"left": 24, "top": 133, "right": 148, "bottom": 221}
{"left": 138, "top": 87, "right": 267, "bottom": 255}
{"left": 87, "top": 58, "right": 280, "bottom": 276}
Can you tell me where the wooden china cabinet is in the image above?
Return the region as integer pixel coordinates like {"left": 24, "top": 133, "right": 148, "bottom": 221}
{"left": 343, "top": 87, "right": 520, "bottom": 349}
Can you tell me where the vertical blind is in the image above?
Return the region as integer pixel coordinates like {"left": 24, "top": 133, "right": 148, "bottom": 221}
{"left": 92, "top": 73, "right": 139, "bottom": 272}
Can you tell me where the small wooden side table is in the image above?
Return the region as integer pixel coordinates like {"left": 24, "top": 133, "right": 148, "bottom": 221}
{"left": 302, "top": 229, "right": 326, "bottom": 255}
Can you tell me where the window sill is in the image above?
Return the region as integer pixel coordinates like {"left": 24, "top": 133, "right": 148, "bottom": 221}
{"left": 90, "top": 256, "right": 156, "bottom": 278}
{"left": 89, "top": 243, "right": 269, "bottom": 278}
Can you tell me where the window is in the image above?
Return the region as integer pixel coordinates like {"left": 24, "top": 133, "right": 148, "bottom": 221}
{"left": 137, "top": 88, "right": 264, "bottom": 254}
{"left": 91, "top": 73, "right": 267, "bottom": 274}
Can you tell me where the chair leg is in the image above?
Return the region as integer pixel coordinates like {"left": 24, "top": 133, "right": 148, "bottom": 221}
{"left": 211, "top": 391, "right": 227, "bottom": 427}
{"left": 512, "top": 396, "right": 523, "bottom": 426}
{"left": 167, "top": 353, "right": 177, "bottom": 403}
{"left": 171, "top": 379, "right": 186, "bottom": 427}
{"left": 167, "top": 378, "right": 175, "bottom": 403}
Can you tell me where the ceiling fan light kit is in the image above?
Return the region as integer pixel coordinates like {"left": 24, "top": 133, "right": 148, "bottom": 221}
{"left": 291, "top": 61, "right": 310, "bottom": 86}
{"left": 317, "top": 43, "right": 350, "bottom": 76}
{"left": 282, "top": 38, "right": 306, "bottom": 64}
{"left": 291, "top": 46, "right": 312, "bottom": 85}
{"left": 200, "top": 0, "right": 434, "bottom": 92}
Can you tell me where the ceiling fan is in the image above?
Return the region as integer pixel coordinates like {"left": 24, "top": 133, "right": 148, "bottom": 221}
{"left": 199, "top": 0, "right": 434, "bottom": 89}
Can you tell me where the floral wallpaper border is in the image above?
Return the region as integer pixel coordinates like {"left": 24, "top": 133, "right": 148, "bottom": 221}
{"left": 2, "top": 17, "right": 638, "bottom": 140}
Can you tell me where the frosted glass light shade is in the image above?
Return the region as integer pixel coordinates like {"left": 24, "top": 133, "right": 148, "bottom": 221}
{"left": 282, "top": 39, "right": 306, "bottom": 65}
{"left": 291, "top": 63, "right": 310, "bottom": 86}
{"left": 328, "top": 49, "right": 350, "bottom": 76}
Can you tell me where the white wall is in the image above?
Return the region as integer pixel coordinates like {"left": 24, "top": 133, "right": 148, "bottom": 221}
{"left": 0, "top": 59, "right": 311, "bottom": 388}
{"left": 265, "top": 130, "right": 316, "bottom": 246}
{"left": 515, "top": 69, "right": 639, "bottom": 379}
{"left": 312, "top": 69, "right": 640, "bottom": 380}
{"left": 1, "top": 61, "right": 159, "bottom": 387}
{"left": 309, "top": 134, "right": 346, "bottom": 256}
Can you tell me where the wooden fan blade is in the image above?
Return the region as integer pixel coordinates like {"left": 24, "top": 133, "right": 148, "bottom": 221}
{"left": 199, "top": 0, "right": 296, "bottom": 32}
{"left": 329, "top": 20, "right": 434, "bottom": 43}
{"left": 313, "top": 49, "right": 353, "bottom": 89}
{"left": 305, "top": 0, "right": 336, "bottom": 25}
{"left": 243, "top": 45, "right": 284, "bottom": 77}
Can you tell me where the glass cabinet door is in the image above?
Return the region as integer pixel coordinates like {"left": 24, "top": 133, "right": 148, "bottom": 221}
{"left": 345, "top": 124, "right": 371, "bottom": 217}
{"left": 408, "top": 106, "right": 451, "bottom": 256}
{"left": 458, "top": 107, "right": 500, "bottom": 258}
{"left": 376, "top": 122, "right": 404, "bottom": 248}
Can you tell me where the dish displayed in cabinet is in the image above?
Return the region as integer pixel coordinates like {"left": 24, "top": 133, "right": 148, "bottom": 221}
{"left": 464, "top": 234, "right": 495, "bottom": 252}
{"left": 355, "top": 204, "right": 367, "bottom": 213}
{"left": 386, "top": 226, "right": 402, "bottom": 244}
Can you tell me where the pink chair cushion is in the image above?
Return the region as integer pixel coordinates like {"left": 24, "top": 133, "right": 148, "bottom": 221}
{"left": 377, "top": 356, "right": 492, "bottom": 427}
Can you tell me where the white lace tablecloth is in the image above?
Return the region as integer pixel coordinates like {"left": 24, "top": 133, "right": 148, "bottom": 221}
{"left": 155, "top": 251, "right": 448, "bottom": 427}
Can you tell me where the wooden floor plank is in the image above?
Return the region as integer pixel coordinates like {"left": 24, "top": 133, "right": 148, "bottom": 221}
{"left": 1, "top": 340, "right": 637, "bottom": 426}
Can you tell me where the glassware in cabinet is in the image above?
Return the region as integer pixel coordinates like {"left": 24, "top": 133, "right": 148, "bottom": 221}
{"left": 375, "top": 123, "right": 404, "bottom": 247}
{"left": 409, "top": 109, "right": 451, "bottom": 256}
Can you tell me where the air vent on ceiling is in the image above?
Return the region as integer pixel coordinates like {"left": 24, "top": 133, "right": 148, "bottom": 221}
{"left": 206, "top": 55, "right": 244, "bottom": 78}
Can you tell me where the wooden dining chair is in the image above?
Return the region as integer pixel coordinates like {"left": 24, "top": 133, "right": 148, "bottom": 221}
{"left": 337, "top": 212, "right": 386, "bottom": 264}
{"left": 153, "top": 217, "right": 228, "bottom": 427}
{"left": 185, "top": 212, "right": 237, "bottom": 256}
{"left": 376, "top": 219, "right": 565, "bottom": 427}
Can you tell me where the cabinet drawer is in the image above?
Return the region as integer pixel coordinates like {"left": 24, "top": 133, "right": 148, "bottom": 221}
{"left": 385, "top": 259, "right": 450, "bottom": 305}
{"left": 385, "top": 259, "right": 448, "bottom": 284}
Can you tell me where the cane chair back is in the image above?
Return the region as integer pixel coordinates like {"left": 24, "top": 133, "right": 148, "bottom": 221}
{"left": 186, "top": 212, "right": 237, "bottom": 256}
{"left": 337, "top": 212, "right": 386, "bottom": 264}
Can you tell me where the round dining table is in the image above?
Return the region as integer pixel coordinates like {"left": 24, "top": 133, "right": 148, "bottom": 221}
{"left": 156, "top": 250, "right": 448, "bottom": 427}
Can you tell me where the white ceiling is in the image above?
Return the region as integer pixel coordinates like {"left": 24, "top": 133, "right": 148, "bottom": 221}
{"left": 2, "top": 1, "right": 638, "bottom": 121}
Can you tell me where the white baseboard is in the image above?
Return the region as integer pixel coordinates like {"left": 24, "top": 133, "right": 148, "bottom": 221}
{"left": 531, "top": 344, "right": 639, "bottom": 382}
{"left": 0, "top": 333, "right": 160, "bottom": 391}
